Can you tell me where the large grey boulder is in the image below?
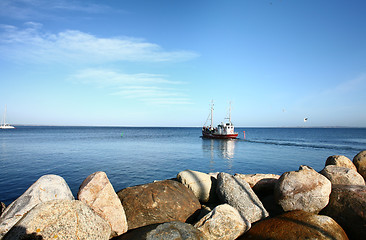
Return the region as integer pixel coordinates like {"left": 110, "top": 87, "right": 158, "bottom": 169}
{"left": 0, "top": 175, "right": 74, "bottom": 238}
{"left": 78, "top": 171, "right": 128, "bottom": 237}
{"left": 177, "top": 169, "right": 217, "bottom": 203}
{"left": 325, "top": 155, "right": 357, "bottom": 171}
{"left": 3, "top": 200, "right": 111, "bottom": 240}
{"left": 274, "top": 165, "right": 331, "bottom": 213}
{"left": 194, "top": 204, "right": 250, "bottom": 240}
{"left": 321, "top": 184, "right": 366, "bottom": 240}
{"left": 353, "top": 150, "right": 366, "bottom": 180}
{"left": 239, "top": 210, "right": 348, "bottom": 240}
{"left": 320, "top": 165, "right": 365, "bottom": 185}
{"left": 216, "top": 172, "right": 268, "bottom": 223}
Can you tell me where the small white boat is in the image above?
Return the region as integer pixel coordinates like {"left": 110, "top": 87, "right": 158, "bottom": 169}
{"left": 202, "top": 101, "right": 238, "bottom": 139}
{"left": 0, "top": 105, "right": 15, "bottom": 129}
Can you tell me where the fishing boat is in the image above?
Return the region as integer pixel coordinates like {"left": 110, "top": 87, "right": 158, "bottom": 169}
{"left": 202, "top": 101, "right": 238, "bottom": 139}
{"left": 0, "top": 105, "right": 15, "bottom": 129}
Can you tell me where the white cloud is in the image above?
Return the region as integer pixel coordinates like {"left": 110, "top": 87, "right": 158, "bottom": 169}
{"left": 0, "top": 23, "right": 199, "bottom": 64}
{"left": 70, "top": 69, "right": 192, "bottom": 105}
{"left": 0, "top": 0, "right": 112, "bottom": 19}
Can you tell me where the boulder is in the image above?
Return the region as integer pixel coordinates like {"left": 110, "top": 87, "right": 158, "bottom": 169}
{"left": 177, "top": 169, "right": 217, "bottom": 203}
{"left": 3, "top": 199, "right": 111, "bottom": 240}
{"left": 117, "top": 180, "right": 201, "bottom": 230}
{"left": 111, "top": 224, "right": 160, "bottom": 240}
{"left": 234, "top": 173, "right": 280, "bottom": 195}
{"left": 239, "top": 210, "right": 348, "bottom": 240}
{"left": 78, "top": 171, "right": 128, "bottom": 237}
{"left": 353, "top": 150, "right": 366, "bottom": 180}
{"left": 194, "top": 204, "right": 250, "bottom": 240}
{"left": 320, "top": 184, "right": 366, "bottom": 240}
{"left": 320, "top": 165, "right": 365, "bottom": 185}
{"left": 0, "top": 202, "right": 5, "bottom": 216}
{"left": 274, "top": 165, "right": 331, "bottom": 213}
{"left": 0, "top": 175, "right": 74, "bottom": 238}
{"left": 325, "top": 155, "right": 357, "bottom": 171}
{"left": 216, "top": 172, "right": 268, "bottom": 223}
{"left": 113, "top": 222, "right": 206, "bottom": 240}
{"left": 146, "top": 221, "right": 206, "bottom": 240}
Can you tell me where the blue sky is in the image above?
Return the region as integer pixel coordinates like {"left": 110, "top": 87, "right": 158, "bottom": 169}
{"left": 1, "top": 0, "right": 366, "bottom": 127}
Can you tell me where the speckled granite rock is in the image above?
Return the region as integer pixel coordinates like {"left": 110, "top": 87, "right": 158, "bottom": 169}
{"left": 194, "top": 204, "right": 250, "bottom": 240}
{"left": 147, "top": 221, "right": 206, "bottom": 240}
{"left": 325, "top": 155, "right": 357, "bottom": 171}
{"left": 3, "top": 199, "right": 111, "bottom": 240}
{"left": 320, "top": 165, "right": 365, "bottom": 185}
{"left": 78, "top": 171, "right": 128, "bottom": 237}
{"left": 353, "top": 150, "right": 366, "bottom": 180}
{"left": 0, "top": 175, "right": 74, "bottom": 238}
{"left": 274, "top": 165, "right": 331, "bottom": 213}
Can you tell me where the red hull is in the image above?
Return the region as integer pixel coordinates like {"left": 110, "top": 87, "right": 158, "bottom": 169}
{"left": 202, "top": 131, "right": 238, "bottom": 139}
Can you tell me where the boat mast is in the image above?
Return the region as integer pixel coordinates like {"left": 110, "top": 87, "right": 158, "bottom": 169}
{"left": 228, "top": 101, "right": 231, "bottom": 124}
{"left": 225, "top": 101, "right": 232, "bottom": 124}
{"left": 2, "top": 105, "right": 6, "bottom": 126}
{"left": 210, "top": 100, "right": 214, "bottom": 129}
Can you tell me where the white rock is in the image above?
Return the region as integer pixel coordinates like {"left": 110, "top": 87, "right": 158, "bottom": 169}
{"left": 0, "top": 175, "right": 74, "bottom": 238}
{"left": 194, "top": 204, "right": 250, "bottom": 240}
{"left": 177, "top": 170, "right": 216, "bottom": 203}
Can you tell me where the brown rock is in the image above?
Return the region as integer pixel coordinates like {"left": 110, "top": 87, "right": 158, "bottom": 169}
{"left": 353, "top": 150, "right": 366, "bottom": 180}
{"left": 274, "top": 165, "right": 331, "bottom": 213}
{"left": 320, "top": 184, "right": 366, "bottom": 240}
{"left": 117, "top": 180, "right": 201, "bottom": 230}
{"left": 239, "top": 210, "right": 348, "bottom": 240}
{"left": 3, "top": 200, "right": 111, "bottom": 240}
{"left": 325, "top": 155, "right": 357, "bottom": 171}
{"left": 78, "top": 171, "right": 128, "bottom": 237}
{"left": 320, "top": 165, "right": 365, "bottom": 185}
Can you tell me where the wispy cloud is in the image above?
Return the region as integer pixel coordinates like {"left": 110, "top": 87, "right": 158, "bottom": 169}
{"left": 0, "top": 0, "right": 112, "bottom": 19}
{"left": 325, "top": 73, "right": 366, "bottom": 94}
{"left": 0, "top": 23, "right": 199, "bottom": 64}
{"left": 70, "top": 69, "right": 192, "bottom": 105}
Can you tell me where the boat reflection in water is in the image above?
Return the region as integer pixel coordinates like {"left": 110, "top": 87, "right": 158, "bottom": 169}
{"left": 201, "top": 138, "right": 237, "bottom": 173}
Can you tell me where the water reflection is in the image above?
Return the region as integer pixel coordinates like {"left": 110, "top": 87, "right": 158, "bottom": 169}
{"left": 201, "top": 138, "right": 237, "bottom": 172}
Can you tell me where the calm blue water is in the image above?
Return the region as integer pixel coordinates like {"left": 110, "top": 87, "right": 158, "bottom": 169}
{"left": 1, "top": 127, "right": 365, "bottom": 205}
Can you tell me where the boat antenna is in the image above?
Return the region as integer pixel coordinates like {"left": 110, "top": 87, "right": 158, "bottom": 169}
{"left": 203, "top": 100, "right": 214, "bottom": 129}
{"left": 225, "top": 101, "right": 232, "bottom": 124}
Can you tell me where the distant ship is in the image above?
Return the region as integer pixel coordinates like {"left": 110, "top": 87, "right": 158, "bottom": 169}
{"left": 0, "top": 105, "right": 15, "bottom": 129}
{"left": 202, "top": 101, "right": 238, "bottom": 139}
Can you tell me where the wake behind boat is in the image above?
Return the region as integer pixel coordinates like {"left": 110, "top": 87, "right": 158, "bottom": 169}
{"left": 202, "top": 101, "right": 238, "bottom": 139}
{"left": 1, "top": 105, "right": 15, "bottom": 129}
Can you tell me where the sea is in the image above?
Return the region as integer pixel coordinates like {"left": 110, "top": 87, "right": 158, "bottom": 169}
{"left": 1, "top": 126, "right": 365, "bottom": 205}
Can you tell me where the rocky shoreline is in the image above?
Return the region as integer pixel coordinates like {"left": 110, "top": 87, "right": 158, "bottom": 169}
{"left": 1, "top": 150, "right": 366, "bottom": 240}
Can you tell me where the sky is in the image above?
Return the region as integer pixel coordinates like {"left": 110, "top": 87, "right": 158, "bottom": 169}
{"left": 1, "top": 0, "right": 366, "bottom": 127}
